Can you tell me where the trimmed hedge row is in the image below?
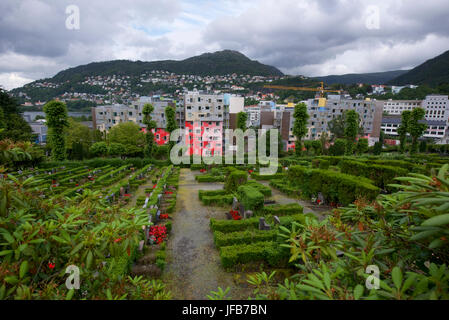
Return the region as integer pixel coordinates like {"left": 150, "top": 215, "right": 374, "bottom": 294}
{"left": 213, "top": 230, "right": 278, "bottom": 248}
{"left": 237, "top": 185, "right": 264, "bottom": 211}
{"left": 198, "top": 189, "right": 229, "bottom": 200}
{"left": 202, "top": 194, "right": 234, "bottom": 206}
{"left": 195, "top": 174, "right": 225, "bottom": 183}
{"left": 210, "top": 214, "right": 315, "bottom": 233}
{"left": 250, "top": 172, "right": 286, "bottom": 181}
{"left": 339, "top": 160, "right": 408, "bottom": 190}
{"left": 219, "top": 241, "right": 290, "bottom": 268}
{"left": 246, "top": 180, "right": 272, "bottom": 197}
{"left": 269, "top": 179, "right": 299, "bottom": 197}
{"left": 288, "top": 166, "right": 380, "bottom": 206}
{"left": 262, "top": 203, "right": 303, "bottom": 216}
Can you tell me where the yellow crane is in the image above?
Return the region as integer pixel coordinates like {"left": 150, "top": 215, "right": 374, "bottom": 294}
{"left": 264, "top": 82, "right": 341, "bottom": 98}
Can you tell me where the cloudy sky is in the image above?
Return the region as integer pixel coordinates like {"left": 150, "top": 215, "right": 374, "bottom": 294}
{"left": 1, "top": 0, "right": 449, "bottom": 90}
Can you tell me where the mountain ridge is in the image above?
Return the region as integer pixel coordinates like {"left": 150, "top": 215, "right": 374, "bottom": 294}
{"left": 387, "top": 50, "right": 449, "bottom": 86}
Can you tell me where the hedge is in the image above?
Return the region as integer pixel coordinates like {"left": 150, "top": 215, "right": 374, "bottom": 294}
{"left": 210, "top": 213, "right": 316, "bottom": 233}
{"left": 245, "top": 180, "right": 272, "bottom": 197}
{"left": 250, "top": 172, "right": 286, "bottom": 181}
{"left": 288, "top": 166, "right": 380, "bottom": 206}
{"left": 237, "top": 185, "right": 264, "bottom": 211}
{"left": 219, "top": 241, "right": 290, "bottom": 268}
{"left": 262, "top": 203, "right": 303, "bottom": 216}
{"left": 339, "top": 160, "right": 408, "bottom": 190}
{"left": 225, "top": 170, "right": 248, "bottom": 192}
{"left": 269, "top": 179, "right": 299, "bottom": 197}
{"left": 213, "top": 230, "right": 278, "bottom": 248}
{"left": 195, "top": 174, "right": 225, "bottom": 183}
{"left": 198, "top": 189, "right": 229, "bottom": 200}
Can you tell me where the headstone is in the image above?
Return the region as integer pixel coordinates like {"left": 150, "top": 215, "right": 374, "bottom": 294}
{"left": 259, "top": 217, "right": 271, "bottom": 231}
{"left": 232, "top": 197, "right": 238, "bottom": 211}
{"left": 244, "top": 210, "right": 253, "bottom": 219}
{"left": 143, "top": 197, "right": 150, "bottom": 209}
{"left": 239, "top": 203, "right": 245, "bottom": 217}
{"left": 317, "top": 192, "right": 325, "bottom": 205}
{"left": 138, "top": 240, "right": 145, "bottom": 252}
{"left": 274, "top": 216, "right": 281, "bottom": 225}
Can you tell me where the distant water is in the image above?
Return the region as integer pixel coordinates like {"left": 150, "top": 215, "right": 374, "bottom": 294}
{"left": 23, "top": 111, "right": 91, "bottom": 122}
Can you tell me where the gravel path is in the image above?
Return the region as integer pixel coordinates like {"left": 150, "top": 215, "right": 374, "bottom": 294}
{"left": 163, "top": 169, "right": 251, "bottom": 300}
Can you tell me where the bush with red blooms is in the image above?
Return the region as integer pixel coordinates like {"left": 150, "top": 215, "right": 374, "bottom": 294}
{"left": 229, "top": 210, "right": 241, "bottom": 220}
{"left": 165, "top": 191, "right": 173, "bottom": 195}
{"left": 149, "top": 225, "right": 167, "bottom": 244}
{"left": 159, "top": 214, "right": 169, "bottom": 219}
{"left": 248, "top": 170, "right": 253, "bottom": 174}
{"left": 200, "top": 169, "right": 207, "bottom": 173}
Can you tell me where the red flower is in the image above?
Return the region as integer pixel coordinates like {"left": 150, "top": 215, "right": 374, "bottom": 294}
{"left": 124, "top": 194, "right": 131, "bottom": 197}
{"left": 153, "top": 184, "right": 157, "bottom": 189}
{"left": 114, "top": 237, "right": 122, "bottom": 243}
{"left": 248, "top": 170, "right": 253, "bottom": 174}
{"left": 48, "top": 262, "right": 55, "bottom": 269}
{"left": 75, "top": 184, "right": 79, "bottom": 186}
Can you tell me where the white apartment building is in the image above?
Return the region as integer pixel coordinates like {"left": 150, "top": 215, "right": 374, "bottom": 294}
{"left": 381, "top": 95, "right": 449, "bottom": 144}
{"left": 383, "top": 100, "right": 422, "bottom": 115}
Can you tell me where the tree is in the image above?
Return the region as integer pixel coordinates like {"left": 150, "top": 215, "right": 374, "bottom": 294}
{"left": 108, "top": 143, "right": 126, "bottom": 157}
{"left": 66, "top": 118, "right": 94, "bottom": 160}
{"left": 397, "top": 110, "right": 411, "bottom": 154}
{"left": 329, "top": 139, "right": 346, "bottom": 156}
{"left": 292, "top": 103, "right": 309, "bottom": 156}
{"left": 142, "top": 104, "right": 157, "bottom": 158}
{"left": 236, "top": 112, "right": 248, "bottom": 131}
{"left": 419, "top": 140, "right": 428, "bottom": 153}
{"left": 89, "top": 142, "right": 108, "bottom": 157}
{"left": 328, "top": 114, "right": 346, "bottom": 140}
{"left": 355, "top": 138, "right": 369, "bottom": 155}
{"left": 312, "top": 140, "right": 322, "bottom": 155}
{"left": 344, "top": 110, "right": 358, "bottom": 155}
{"left": 373, "top": 141, "right": 382, "bottom": 155}
{"left": 0, "top": 90, "right": 33, "bottom": 142}
{"left": 44, "top": 100, "right": 69, "bottom": 160}
{"left": 165, "top": 105, "right": 177, "bottom": 155}
{"left": 408, "top": 108, "right": 427, "bottom": 155}
{"left": 108, "top": 122, "right": 145, "bottom": 149}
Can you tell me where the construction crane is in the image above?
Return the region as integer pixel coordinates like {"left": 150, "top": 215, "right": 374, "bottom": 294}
{"left": 263, "top": 81, "right": 341, "bottom": 99}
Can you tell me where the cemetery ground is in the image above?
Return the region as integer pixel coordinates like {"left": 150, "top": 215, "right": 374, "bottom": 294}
{"left": 1, "top": 154, "right": 449, "bottom": 300}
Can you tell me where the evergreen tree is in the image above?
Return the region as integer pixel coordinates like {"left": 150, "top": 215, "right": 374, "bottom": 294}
{"left": 344, "top": 110, "right": 358, "bottom": 155}
{"left": 142, "top": 104, "right": 157, "bottom": 158}
{"left": 398, "top": 110, "right": 411, "bottom": 154}
{"left": 409, "top": 108, "right": 427, "bottom": 155}
{"left": 44, "top": 100, "right": 69, "bottom": 160}
{"left": 292, "top": 103, "right": 309, "bottom": 156}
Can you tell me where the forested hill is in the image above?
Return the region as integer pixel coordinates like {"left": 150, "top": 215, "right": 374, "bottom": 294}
{"left": 388, "top": 50, "right": 449, "bottom": 86}
{"left": 49, "top": 50, "right": 283, "bottom": 83}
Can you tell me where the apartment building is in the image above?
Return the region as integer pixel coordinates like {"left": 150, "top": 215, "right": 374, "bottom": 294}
{"left": 184, "top": 91, "right": 229, "bottom": 156}
{"left": 305, "top": 96, "right": 382, "bottom": 139}
{"left": 381, "top": 95, "right": 449, "bottom": 144}
{"left": 383, "top": 100, "right": 422, "bottom": 115}
{"left": 92, "top": 96, "right": 180, "bottom": 146}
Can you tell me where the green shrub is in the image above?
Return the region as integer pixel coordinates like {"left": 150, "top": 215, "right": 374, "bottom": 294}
{"left": 339, "top": 159, "right": 408, "bottom": 190}
{"left": 269, "top": 179, "right": 299, "bottom": 197}
{"left": 219, "top": 242, "right": 289, "bottom": 268}
{"left": 213, "top": 230, "right": 278, "bottom": 248}
{"left": 288, "top": 166, "right": 380, "bottom": 205}
{"left": 195, "top": 174, "right": 225, "bottom": 183}
{"left": 198, "top": 189, "right": 228, "bottom": 200}
{"left": 237, "top": 185, "right": 264, "bottom": 211}
{"left": 225, "top": 170, "right": 247, "bottom": 192}
{"left": 250, "top": 172, "right": 286, "bottom": 180}
{"left": 262, "top": 203, "right": 303, "bottom": 216}
{"left": 245, "top": 180, "right": 272, "bottom": 197}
